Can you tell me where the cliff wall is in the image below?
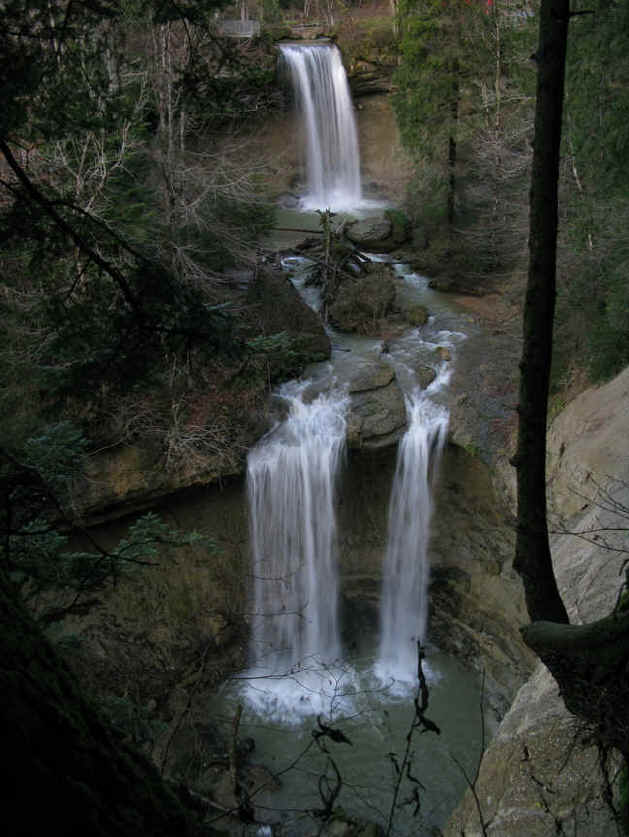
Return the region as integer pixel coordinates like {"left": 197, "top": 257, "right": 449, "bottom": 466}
{"left": 445, "top": 367, "right": 629, "bottom": 837}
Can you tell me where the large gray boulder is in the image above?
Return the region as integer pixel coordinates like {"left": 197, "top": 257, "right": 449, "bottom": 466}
{"left": 345, "top": 216, "right": 394, "bottom": 251}
{"left": 344, "top": 210, "right": 411, "bottom": 252}
{"left": 346, "top": 362, "right": 406, "bottom": 449}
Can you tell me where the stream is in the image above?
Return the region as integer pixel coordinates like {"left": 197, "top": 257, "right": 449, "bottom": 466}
{"left": 206, "top": 210, "right": 492, "bottom": 836}
{"left": 205, "top": 43, "right": 492, "bottom": 836}
{"left": 214, "top": 647, "right": 488, "bottom": 837}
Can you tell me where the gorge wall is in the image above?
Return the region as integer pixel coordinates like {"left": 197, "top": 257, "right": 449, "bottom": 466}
{"left": 64, "top": 342, "right": 535, "bottom": 733}
{"left": 57, "top": 286, "right": 629, "bottom": 837}
{"left": 445, "top": 367, "right": 629, "bottom": 837}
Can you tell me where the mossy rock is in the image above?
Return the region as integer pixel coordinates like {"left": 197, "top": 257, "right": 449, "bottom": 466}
{"left": 417, "top": 364, "right": 437, "bottom": 389}
{"left": 384, "top": 208, "right": 411, "bottom": 245}
{"left": 405, "top": 304, "right": 429, "bottom": 326}
{"left": 344, "top": 210, "right": 411, "bottom": 252}
{"left": 345, "top": 216, "right": 393, "bottom": 251}
{"left": 246, "top": 268, "right": 331, "bottom": 369}
{"left": 328, "top": 269, "right": 396, "bottom": 334}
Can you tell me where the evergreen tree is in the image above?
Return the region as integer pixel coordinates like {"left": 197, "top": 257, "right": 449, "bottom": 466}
{"left": 393, "top": 0, "right": 488, "bottom": 227}
{"left": 0, "top": 0, "right": 274, "bottom": 448}
{"left": 554, "top": 0, "right": 629, "bottom": 383}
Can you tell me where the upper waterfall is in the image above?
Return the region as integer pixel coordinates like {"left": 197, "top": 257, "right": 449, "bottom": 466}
{"left": 279, "top": 42, "right": 362, "bottom": 211}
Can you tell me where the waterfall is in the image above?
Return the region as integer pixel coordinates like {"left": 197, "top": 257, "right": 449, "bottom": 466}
{"left": 376, "top": 389, "right": 449, "bottom": 686}
{"left": 246, "top": 381, "right": 349, "bottom": 716}
{"left": 280, "top": 42, "right": 362, "bottom": 210}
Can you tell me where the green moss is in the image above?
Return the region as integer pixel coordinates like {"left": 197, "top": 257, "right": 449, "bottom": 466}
{"left": 384, "top": 208, "right": 411, "bottom": 245}
{"left": 461, "top": 441, "right": 481, "bottom": 459}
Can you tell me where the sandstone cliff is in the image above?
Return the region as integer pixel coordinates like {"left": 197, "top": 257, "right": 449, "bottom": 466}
{"left": 445, "top": 367, "right": 629, "bottom": 837}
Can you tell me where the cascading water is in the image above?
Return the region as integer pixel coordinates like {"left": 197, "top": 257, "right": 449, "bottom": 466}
{"left": 214, "top": 265, "right": 484, "bottom": 834}
{"left": 279, "top": 42, "right": 362, "bottom": 210}
{"left": 246, "top": 381, "right": 350, "bottom": 718}
{"left": 375, "top": 386, "right": 449, "bottom": 687}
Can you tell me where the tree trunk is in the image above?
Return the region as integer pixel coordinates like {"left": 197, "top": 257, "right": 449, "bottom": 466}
{"left": 513, "top": 0, "right": 570, "bottom": 625}
{"left": 515, "top": 0, "right": 629, "bottom": 761}
{"left": 521, "top": 612, "right": 629, "bottom": 759}
{"left": 446, "top": 71, "right": 459, "bottom": 230}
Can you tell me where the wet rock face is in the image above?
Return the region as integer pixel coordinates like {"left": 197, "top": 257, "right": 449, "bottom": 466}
{"left": 349, "top": 58, "right": 394, "bottom": 98}
{"left": 338, "top": 440, "right": 534, "bottom": 718}
{"left": 345, "top": 362, "right": 407, "bottom": 449}
{"left": 428, "top": 444, "right": 535, "bottom": 715}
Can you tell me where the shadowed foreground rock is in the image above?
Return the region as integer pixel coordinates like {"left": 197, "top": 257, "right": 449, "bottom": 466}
{"left": 0, "top": 568, "right": 220, "bottom": 837}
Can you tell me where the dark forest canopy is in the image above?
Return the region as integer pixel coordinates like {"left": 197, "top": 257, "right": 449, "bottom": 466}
{"left": 0, "top": 0, "right": 278, "bottom": 453}
{"left": 392, "top": 0, "right": 629, "bottom": 385}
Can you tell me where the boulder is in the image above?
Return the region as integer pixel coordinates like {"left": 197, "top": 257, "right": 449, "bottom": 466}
{"left": 345, "top": 216, "right": 394, "bottom": 251}
{"left": 344, "top": 210, "right": 411, "bottom": 252}
{"left": 405, "top": 304, "right": 429, "bottom": 326}
{"left": 346, "top": 363, "right": 406, "bottom": 449}
{"left": 328, "top": 268, "right": 396, "bottom": 335}
{"left": 348, "top": 363, "right": 395, "bottom": 393}
{"left": 416, "top": 364, "right": 437, "bottom": 390}
{"left": 247, "top": 270, "right": 331, "bottom": 360}
{"left": 445, "top": 369, "right": 629, "bottom": 837}
{"left": 384, "top": 208, "right": 412, "bottom": 246}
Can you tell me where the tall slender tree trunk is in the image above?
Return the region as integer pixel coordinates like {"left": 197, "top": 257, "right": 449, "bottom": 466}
{"left": 493, "top": 0, "right": 501, "bottom": 134}
{"left": 513, "top": 0, "right": 570, "bottom": 625}
{"left": 514, "top": 0, "right": 629, "bottom": 762}
{"left": 447, "top": 61, "right": 460, "bottom": 230}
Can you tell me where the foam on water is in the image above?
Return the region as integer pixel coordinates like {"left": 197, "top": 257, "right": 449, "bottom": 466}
{"left": 239, "top": 656, "right": 361, "bottom": 725}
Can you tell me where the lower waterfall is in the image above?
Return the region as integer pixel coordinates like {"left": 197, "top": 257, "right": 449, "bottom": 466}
{"left": 245, "top": 381, "right": 350, "bottom": 718}
{"left": 376, "top": 388, "right": 449, "bottom": 686}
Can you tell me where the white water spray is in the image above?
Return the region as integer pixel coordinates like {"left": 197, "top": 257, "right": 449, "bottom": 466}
{"left": 246, "top": 381, "right": 350, "bottom": 719}
{"left": 280, "top": 42, "right": 361, "bottom": 210}
{"left": 376, "top": 388, "right": 449, "bottom": 687}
